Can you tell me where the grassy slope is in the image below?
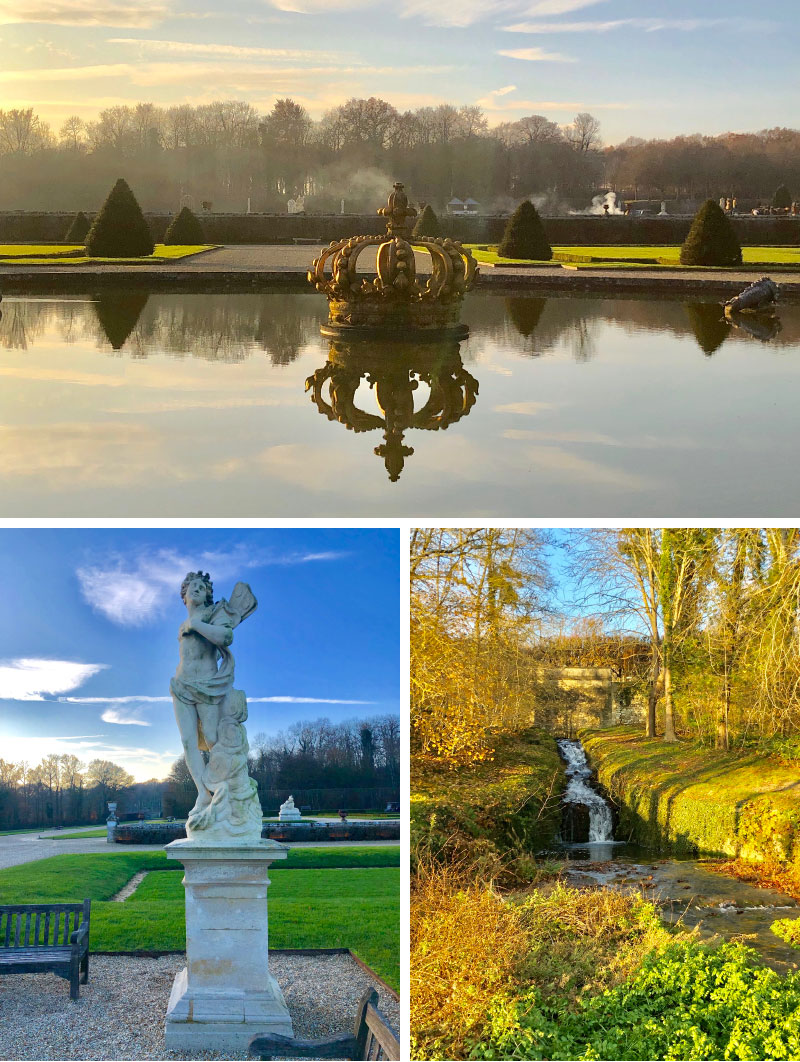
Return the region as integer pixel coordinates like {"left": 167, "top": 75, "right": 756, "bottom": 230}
{"left": 0, "top": 847, "right": 399, "bottom": 989}
{"left": 583, "top": 727, "right": 800, "bottom": 870}
{"left": 411, "top": 727, "right": 564, "bottom": 863}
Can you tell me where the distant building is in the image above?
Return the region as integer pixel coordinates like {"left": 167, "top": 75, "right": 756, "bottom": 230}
{"left": 446, "top": 196, "right": 480, "bottom": 216}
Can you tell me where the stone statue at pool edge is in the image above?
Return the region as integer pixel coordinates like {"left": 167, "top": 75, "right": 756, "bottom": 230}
{"left": 171, "top": 570, "right": 263, "bottom": 844}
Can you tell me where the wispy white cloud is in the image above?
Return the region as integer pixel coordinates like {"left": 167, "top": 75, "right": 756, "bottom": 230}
{"left": 77, "top": 544, "right": 348, "bottom": 627}
{"left": 107, "top": 37, "right": 340, "bottom": 61}
{"left": 248, "top": 696, "right": 374, "bottom": 704}
{"left": 476, "top": 94, "right": 630, "bottom": 110}
{"left": 0, "top": 0, "right": 171, "bottom": 27}
{"left": 101, "top": 707, "right": 152, "bottom": 726}
{"left": 498, "top": 46, "right": 576, "bottom": 61}
{"left": 504, "top": 17, "right": 773, "bottom": 33}
{"left": 524, "top": 0, "right": 606, "bottom": 12}
{"left": 266, "top": 0, "right": 543, "bottom": 28}
{"left": 0, "top": 658, "right": 107, "bottom": 701}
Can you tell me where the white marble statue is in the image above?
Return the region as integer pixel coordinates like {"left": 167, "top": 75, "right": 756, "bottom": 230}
{"left": 278, "top": 795, "right": 302, "bottom": 822}
{"left": 171, "top": 571, "right": 263, "bottom": 843}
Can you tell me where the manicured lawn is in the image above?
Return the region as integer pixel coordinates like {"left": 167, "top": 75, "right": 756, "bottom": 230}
{"left": 0, "top": 847, "right": 400, "bottom": 988}
{"left": 0, "top": 244, "right": 216, "bottom": 265}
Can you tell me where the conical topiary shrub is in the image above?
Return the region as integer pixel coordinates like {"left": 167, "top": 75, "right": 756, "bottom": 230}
{"left": 680, "top": 199, "right": 742, "bottom": 266}
{"left": 498, "top": 200, "right": 552, "bottom": 261}
{"left": 773, "top": 184, "right": 792, "bottom": 210}
{"left": 413, "top": 204, "right": 442, "bottom": 239}
{"left": 163, "top": 206, "right": 205, "bottom": 245}
{"left": 65, "top": 211, "right": 90, "bottom": 244}
{"left": 85, "top": 178, "right": 154, "bottom": 258}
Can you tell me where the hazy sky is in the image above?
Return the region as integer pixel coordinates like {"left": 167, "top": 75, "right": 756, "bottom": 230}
{"left": 0, "top": 527, "right": 399, "bottom": 781}
{"left": 0, "top": 0, "right": 797, "bottom": 143}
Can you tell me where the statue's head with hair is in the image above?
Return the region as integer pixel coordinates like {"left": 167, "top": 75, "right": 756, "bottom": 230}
{"left": 180, "top": 571, "right": 214, "bottom": 606}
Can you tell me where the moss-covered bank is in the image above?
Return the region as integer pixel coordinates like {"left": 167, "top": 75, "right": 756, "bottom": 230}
{"left": 411, "top": 727, "right": 564, "bottom": 869}
{"left": 583, "top": 727, "right": 800, "bottom": 873}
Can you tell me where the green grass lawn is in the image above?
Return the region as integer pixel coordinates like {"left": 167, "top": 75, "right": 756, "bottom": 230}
{"left": 0, "top": 847, "right": 400, "bottom": 988}
{"left": 466, "top": 243, "right": 800, "bottom": 269}
{"left": 0, "top": 244, "right": 216, "bottom": 265}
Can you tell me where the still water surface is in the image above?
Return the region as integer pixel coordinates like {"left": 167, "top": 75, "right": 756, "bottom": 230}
{"left": 1, "top": 290, "right": 798, "bottom": 516}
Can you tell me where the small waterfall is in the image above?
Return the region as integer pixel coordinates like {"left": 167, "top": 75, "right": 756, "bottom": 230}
{"left": 557, "top": 739, "right": 614, "bottom": 844}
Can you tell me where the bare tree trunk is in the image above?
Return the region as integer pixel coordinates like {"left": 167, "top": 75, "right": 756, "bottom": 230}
{"left": 647, "top": 657, "right": 659, "bottom": 738}
{"left": 663, "top": 653, "right": 677, "bottom": 742}
{"left": 717, "top": 676, "right": 731, "bottom": 750}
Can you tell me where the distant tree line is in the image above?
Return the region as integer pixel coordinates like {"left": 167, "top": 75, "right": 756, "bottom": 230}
{"left": 163, "top": 714, "right": 401, "bottom": 817}
{"left": 4, "top": 95, "right": 797, "bottom": 214}
{"left": 0, "top": 713, "right": 399, "bottom": 830}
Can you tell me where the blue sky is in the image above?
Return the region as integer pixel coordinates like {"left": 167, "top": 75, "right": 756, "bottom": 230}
{"left": 1, "top": 0, "right": 797, "bottom": 143}
{"left": 0, "top": 528, "right": 399, "bottom": 780}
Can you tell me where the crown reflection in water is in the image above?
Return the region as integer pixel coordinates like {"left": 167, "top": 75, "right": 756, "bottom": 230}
{"left": 305, "top": 338, "right": 479, "bottom": 482}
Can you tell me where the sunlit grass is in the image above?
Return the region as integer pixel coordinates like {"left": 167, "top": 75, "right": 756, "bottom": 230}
{"left": 465, "top": 243, "right": 800, "bottom": 269}
{"left": 0, "top": 243, "right": 215, "bottom": 265}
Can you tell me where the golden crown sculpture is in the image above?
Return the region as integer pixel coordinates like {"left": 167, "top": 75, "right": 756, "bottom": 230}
{"left": 308, "top": 182, "right": 478, "bottom": 338}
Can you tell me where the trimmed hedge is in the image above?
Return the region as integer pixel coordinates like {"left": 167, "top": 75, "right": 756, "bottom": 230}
{"left": 680, "top": 199, "right": 742, "bottom": 266}
{"left": 498, "top": 200, "right": 552, "bottom": 260}
{"left": 85, "top": 178, "right": 154, "bottom": 257}
{"left": 582, "top": 727, "right": 800, "bottom": 870}
{"left": 64, "top": 211, "right": 90, "bottom": 243}
{"left": 163, "top": 205, "right": 205, "bottom": 245}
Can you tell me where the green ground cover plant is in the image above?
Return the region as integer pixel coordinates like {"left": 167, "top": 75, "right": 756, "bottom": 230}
{"left": 412, "top": 727, "right": 564, "bottom": 877}
{"left": 582, "top": 728, "right": 800, "bottom": 878}
{"left": 0, "top": 848, "right": 399, "bottom": 988}
{"left": 772, "top": 918, "right": 800, "bottom": 948}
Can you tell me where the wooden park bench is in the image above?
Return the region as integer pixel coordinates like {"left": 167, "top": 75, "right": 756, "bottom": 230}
{"left": 249, "top": 988, "right": 400, "bottom": 1060}
{"left": 0, "top": 899, "right": 91, "bottom": 999}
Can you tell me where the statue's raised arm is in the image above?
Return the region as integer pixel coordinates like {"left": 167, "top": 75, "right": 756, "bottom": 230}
{"left": 171, "top": 572, "right": 263, "bottom": 843}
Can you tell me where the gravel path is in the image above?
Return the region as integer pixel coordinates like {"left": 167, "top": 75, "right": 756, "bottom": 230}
{"left": 0, "top": 953, "right": 400, "bottom": 1060}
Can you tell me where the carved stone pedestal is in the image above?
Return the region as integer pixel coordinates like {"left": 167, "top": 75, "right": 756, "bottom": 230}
{"left": 164, "top": 839, "right": 293, "bottom": 1053}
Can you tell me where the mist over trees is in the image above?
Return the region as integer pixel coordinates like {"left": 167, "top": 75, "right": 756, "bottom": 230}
{"left": 4, "top": 96, "right": 798, "bottom": 213}
{"left": 411, "top": 528, "right": 800, "bottom": 767}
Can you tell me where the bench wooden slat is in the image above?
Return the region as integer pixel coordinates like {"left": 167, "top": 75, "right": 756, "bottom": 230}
{"left": 62, "top": 911, "right": 70, "bottom": 946}
{"left": 0, "top": 904, "right": 86, "bottom": 914}
{"left": 0, "top": 946, "right": 72, "bottom": 961}
{"left": 0, "top": 901, "right": 91, "bottom": 1000}
{"left": 13, "top": 913, "right": 21, "bottom": 948}
{"left": 1, "top": 912, "right": 8, "bottom": 948}
{"left": 365, "top": 1004, "right": 399, "bottom": 1060}
{"left": 33, "top": 911, "right": 41, "bottom": 947}
{"left": 44, "top": 910, "right": 51, "bottom": 947}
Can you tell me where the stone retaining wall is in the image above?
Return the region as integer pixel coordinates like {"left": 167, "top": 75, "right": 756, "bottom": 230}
{"left": 530, "top": 667, "right": 646, "bottom": 736}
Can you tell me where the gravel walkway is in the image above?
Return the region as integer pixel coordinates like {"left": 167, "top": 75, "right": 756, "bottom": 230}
{"left": 0, "top": 953, "right": 399, "bottom": 1060}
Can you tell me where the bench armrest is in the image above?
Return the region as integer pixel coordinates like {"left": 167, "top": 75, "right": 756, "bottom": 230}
{"left": 69, "top": 921, "right": 89, "bottom": 952}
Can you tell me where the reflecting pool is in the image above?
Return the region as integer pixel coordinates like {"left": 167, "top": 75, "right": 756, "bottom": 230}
{"left": 1, "top": 290, "right": 798, "bottom": 516}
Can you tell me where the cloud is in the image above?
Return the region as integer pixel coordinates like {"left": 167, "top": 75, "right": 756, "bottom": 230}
{"left": 0, "top": 733, "right": 180, "bottom": 781}
{"left": 0, "top": 0, "right": 171, "bottom": 27}
{"left": 476, "top": 95, "right": 630, "bottom": 110}
{"left": 77, "top": 545, "right": 348, "bottom": 627}
{"left": 0, "top": 658, "right": 107, "bottom": 700}
{"left": 106, "top": 38, "right": 340, "bottom": 61}
{"left": 101, "top": 707, "right": 152, "bottom": 726}
{"left": 266, "top": 0, "right": 534, "bottom": 27}
{"left": 498, "top": 46, "right": 576, "bottom": 61}
{"left": 248, "top": 696, "right": 374, "bottom": 704}
{"left": 525, "top": 0, "right": 605, "bottom": 10}
{"left": 503, "top": 17, "right": 773, "bottom": 33}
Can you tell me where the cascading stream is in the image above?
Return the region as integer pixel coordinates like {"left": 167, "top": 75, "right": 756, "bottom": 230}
{"left": 557, "top": 739, "right": 614, "bottom": 843}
